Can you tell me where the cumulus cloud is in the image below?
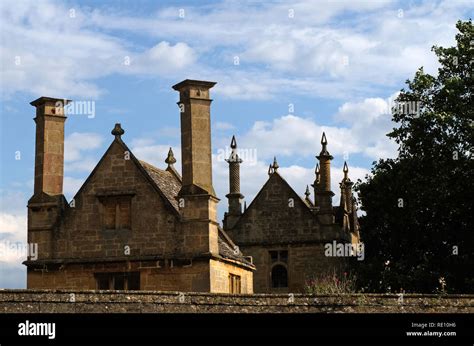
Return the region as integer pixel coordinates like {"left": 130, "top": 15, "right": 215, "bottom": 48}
{"left": 0, "top": 212, "right": 26, "bottom": 243}
{"left": 127, "top": 42, "right": 196, "bottom": 74}
{"left": 0, "top": 1, "right": 197, "bottom": 99}
{"left": 65, "top": 132, "right": 104, "bottom": 162}
{"left": 334, "top": 95, "right": 399, "bottom": 159}
{"left": 0, "top": 190, "right": 28, "bottom": 267}
{"left": 130, "top": 140, "right": 182, "bottom": 172}
{"left": 63, "top": 176, "right": 86, "bottom": 200}
{"left": 2, "top": 0, "right": 469, "bottom": 101}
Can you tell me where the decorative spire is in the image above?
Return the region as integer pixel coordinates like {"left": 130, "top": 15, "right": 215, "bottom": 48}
{"left": 272, "top": 156, "right": 279, "bottom": 172}
{"left": 305, "top": 185, "right": 311, "bottom": 199}
{"left": 343, "top": 161, "right": 350, "bottom": 180}
{"left": 315, "top": 163, "right": 320, "bottom": 182}
{"left": 230, "top": 135, "right": 237, "bottom": 149}
{"left": 321, "top": 132, "right": 327, "bottom": 145}
{"left": 319, "top": 132, "right": 331, "bottom": 156}
{"left": 165, "top": 147, "right": 177, "bottom": 166}
{"left": 268, "top": 164, "right": 273, "bottom": 175}
{"left": 111, "top": 123, "right": 124, "bottom": 138}
{"left": 342, "top": 161, "right": 352, "bottom": 183}
{"left": 226, "top": 136, "right": 243, "bottom": 163}
{"left": 226, "top": 135, "right": 242, "bottom": 164}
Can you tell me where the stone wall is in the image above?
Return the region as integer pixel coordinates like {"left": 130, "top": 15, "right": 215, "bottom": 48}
{"left": 226, "top": 173, "right": 349, "bottom": 293}
{"left": 0, "top": 290, "right": 472, "bottom": 313}
{"left": 209, "top": 259, "right": 253, "bottom": 293}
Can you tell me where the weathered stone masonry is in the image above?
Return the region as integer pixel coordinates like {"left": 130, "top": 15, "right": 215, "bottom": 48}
{"left": 1, "top": 290, "right": 472, "bottom": 313}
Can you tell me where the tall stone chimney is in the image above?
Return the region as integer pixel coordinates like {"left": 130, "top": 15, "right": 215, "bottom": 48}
{"left": 27, "top": 97, "right": 70, "bottom": 263}
{"left": 30, "top": 97, "right": 70, "bottom": 196}
{"left": 172, "top": 79, "right": 216, "bottom": 197}
{"left": 172, "top": 80, "right": 219, "bottom": 258}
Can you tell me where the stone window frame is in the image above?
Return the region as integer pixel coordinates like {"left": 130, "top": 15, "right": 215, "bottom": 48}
{"left": 96, "top": 192, "right": 135, "bottom": 231}
{"left": 94, "top": 272, "right": 140, "bottom": 290}
{"left": 270, "top": 263, "right": 289, "bottom": 289}
{"left": 268, "top": 249, "right": 289, "bottom": 289}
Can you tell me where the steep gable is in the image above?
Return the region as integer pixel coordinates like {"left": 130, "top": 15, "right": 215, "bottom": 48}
{"left": 69, "top": 137, "right": 180, "bottom": 216}
{"left": 230, "top": 172, "right": 320, "bottom": 245}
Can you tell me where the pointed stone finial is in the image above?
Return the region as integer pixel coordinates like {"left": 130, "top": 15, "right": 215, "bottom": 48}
{"left": 321, "top": 132, "right": 328, "bottom": 145}
{"left": 305, "top": 185, "right": 311, "bottom": 198}
{"left": 343, "top": 161, "right": 349, "bottom": 179}
{"left": 272, "top": 156, "right": 279, "bottom": 172}
{"left": 268, "top": 164, "right": 273, "bottom": 176}
{"left": 226, "top": 135, "right": 242, "bottom": 164}
{"left": 230, "top": 135, "right": 237, "bottom": 149}
{"left": 165, "top": 147, "right": 177, "bottom": 166}
{"left": 314, "top": 163, "right": 320, "bottom": 183}
{"left": 318, "top": 132, "right": 332, "bottom": 158}
{"left": 111, "top": 123, "right": 124, "bottom": 138}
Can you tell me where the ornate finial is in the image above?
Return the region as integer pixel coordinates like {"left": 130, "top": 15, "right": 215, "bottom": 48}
{"left": 111, "top": 123, "right": 124, "bottom": 138}
{"left": 321, "top": 132, "right": 327, "bottom": 145}
{"left": 318, "top": 132, "right": 332, "bottom": 158}
{"left": 226, "top": 135, "right": 242, "bottom": 164}
{"left": 165, "top": 147, "right": 177, "bottom": 166}
{"left": 230, "top": 135, "right": 237, "bottom": 149}
{"left": 343, "top": 161, "right": 349, "bottom": 178}
{"left": 272, "top": 156, "right": 279, "bottom": 172}
{"left": 305, "top": 185, "right": 311, "bottom": 199}
{"left": 268, "top": 164, "right": 273, "bottom": 176}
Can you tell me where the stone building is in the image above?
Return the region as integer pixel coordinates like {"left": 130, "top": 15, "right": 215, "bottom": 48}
{"left": 25, "top": 79, "right": 254, "bottom": 293}
{"left": 223, "top": 134, "right": 360, "bottom": 293}
{"left": 24, "top": 78, "right": 359, "bottom": 294}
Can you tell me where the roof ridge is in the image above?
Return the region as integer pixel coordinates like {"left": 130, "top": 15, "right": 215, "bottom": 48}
{"left": 139, "top": 160, "right": 166, "bottom": 172}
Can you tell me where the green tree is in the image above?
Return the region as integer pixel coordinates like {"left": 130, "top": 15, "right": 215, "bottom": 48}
{"left": 355, "top": 20, "right": 473, "bottom": 293}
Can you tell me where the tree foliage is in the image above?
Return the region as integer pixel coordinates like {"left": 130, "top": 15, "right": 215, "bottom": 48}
{"left": 354, "top": 20, "right": 473, "bottom": 293}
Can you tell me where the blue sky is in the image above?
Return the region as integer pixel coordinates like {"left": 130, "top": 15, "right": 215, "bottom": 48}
{"left": 0, "top": 0, "right": 472, "bottom": 288}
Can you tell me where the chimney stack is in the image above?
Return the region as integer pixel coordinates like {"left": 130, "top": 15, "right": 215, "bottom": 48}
{"left": 172, "top": 79, "right": 216, "bottom": 197}
{"left": 172, "top": 80, "right": 219, "bottom": 258}
{"left": 30, "top": 97, "right": 70, "bottom": 197}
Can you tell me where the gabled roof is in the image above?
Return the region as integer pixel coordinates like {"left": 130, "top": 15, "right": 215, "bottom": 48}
{"left": 70, "top": 137, "right": 181, "bottom": 216}
{"left": 217, "top": 227, "right": 254, "bottom": 267}
{"left": 233, "top": 171, "right": 315, "bottom": 229}
{"left": 138, "top": 160, "right": 181, "bottom": 212}
{"left": 68, "top": 135, "right": 253, "bottom": 267}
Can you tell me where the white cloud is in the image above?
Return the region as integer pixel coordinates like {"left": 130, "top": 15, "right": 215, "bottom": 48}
{"left": 130, "top": 140, "right": 182, "bottom": 172}
{"left": 0, "top": 192, "right": 28, "bottom": 267}
{"left": 214, "top": 122, "right": 235, "bottom": 131}
{"left": 334, "top": 95, "right": 399, "bottom": 159}
{"left": 65, "top": 132, "right": 104, "bottom": 162}
{"left": 63, "top": 176, "right": 85, "bottom": 200}
{"left": 128, "top": 42, "right": 196, "bottom": 74}
{"left": 280, "top": 164, "right": 370, "bottom": 205}
{"left": 64, "top": 158, "right": 98, "bottom": 173}
{"left": 0, "top": 212, "right": 26, "bottom": 243}
{"left": 0, "top": 1, "right": 197, "bottom": 99}
{"left": 239, "top": 114, "right": 358, "bottom": 159}
{"left": 2, "top": 0, "right": 469, "bottom": 101}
